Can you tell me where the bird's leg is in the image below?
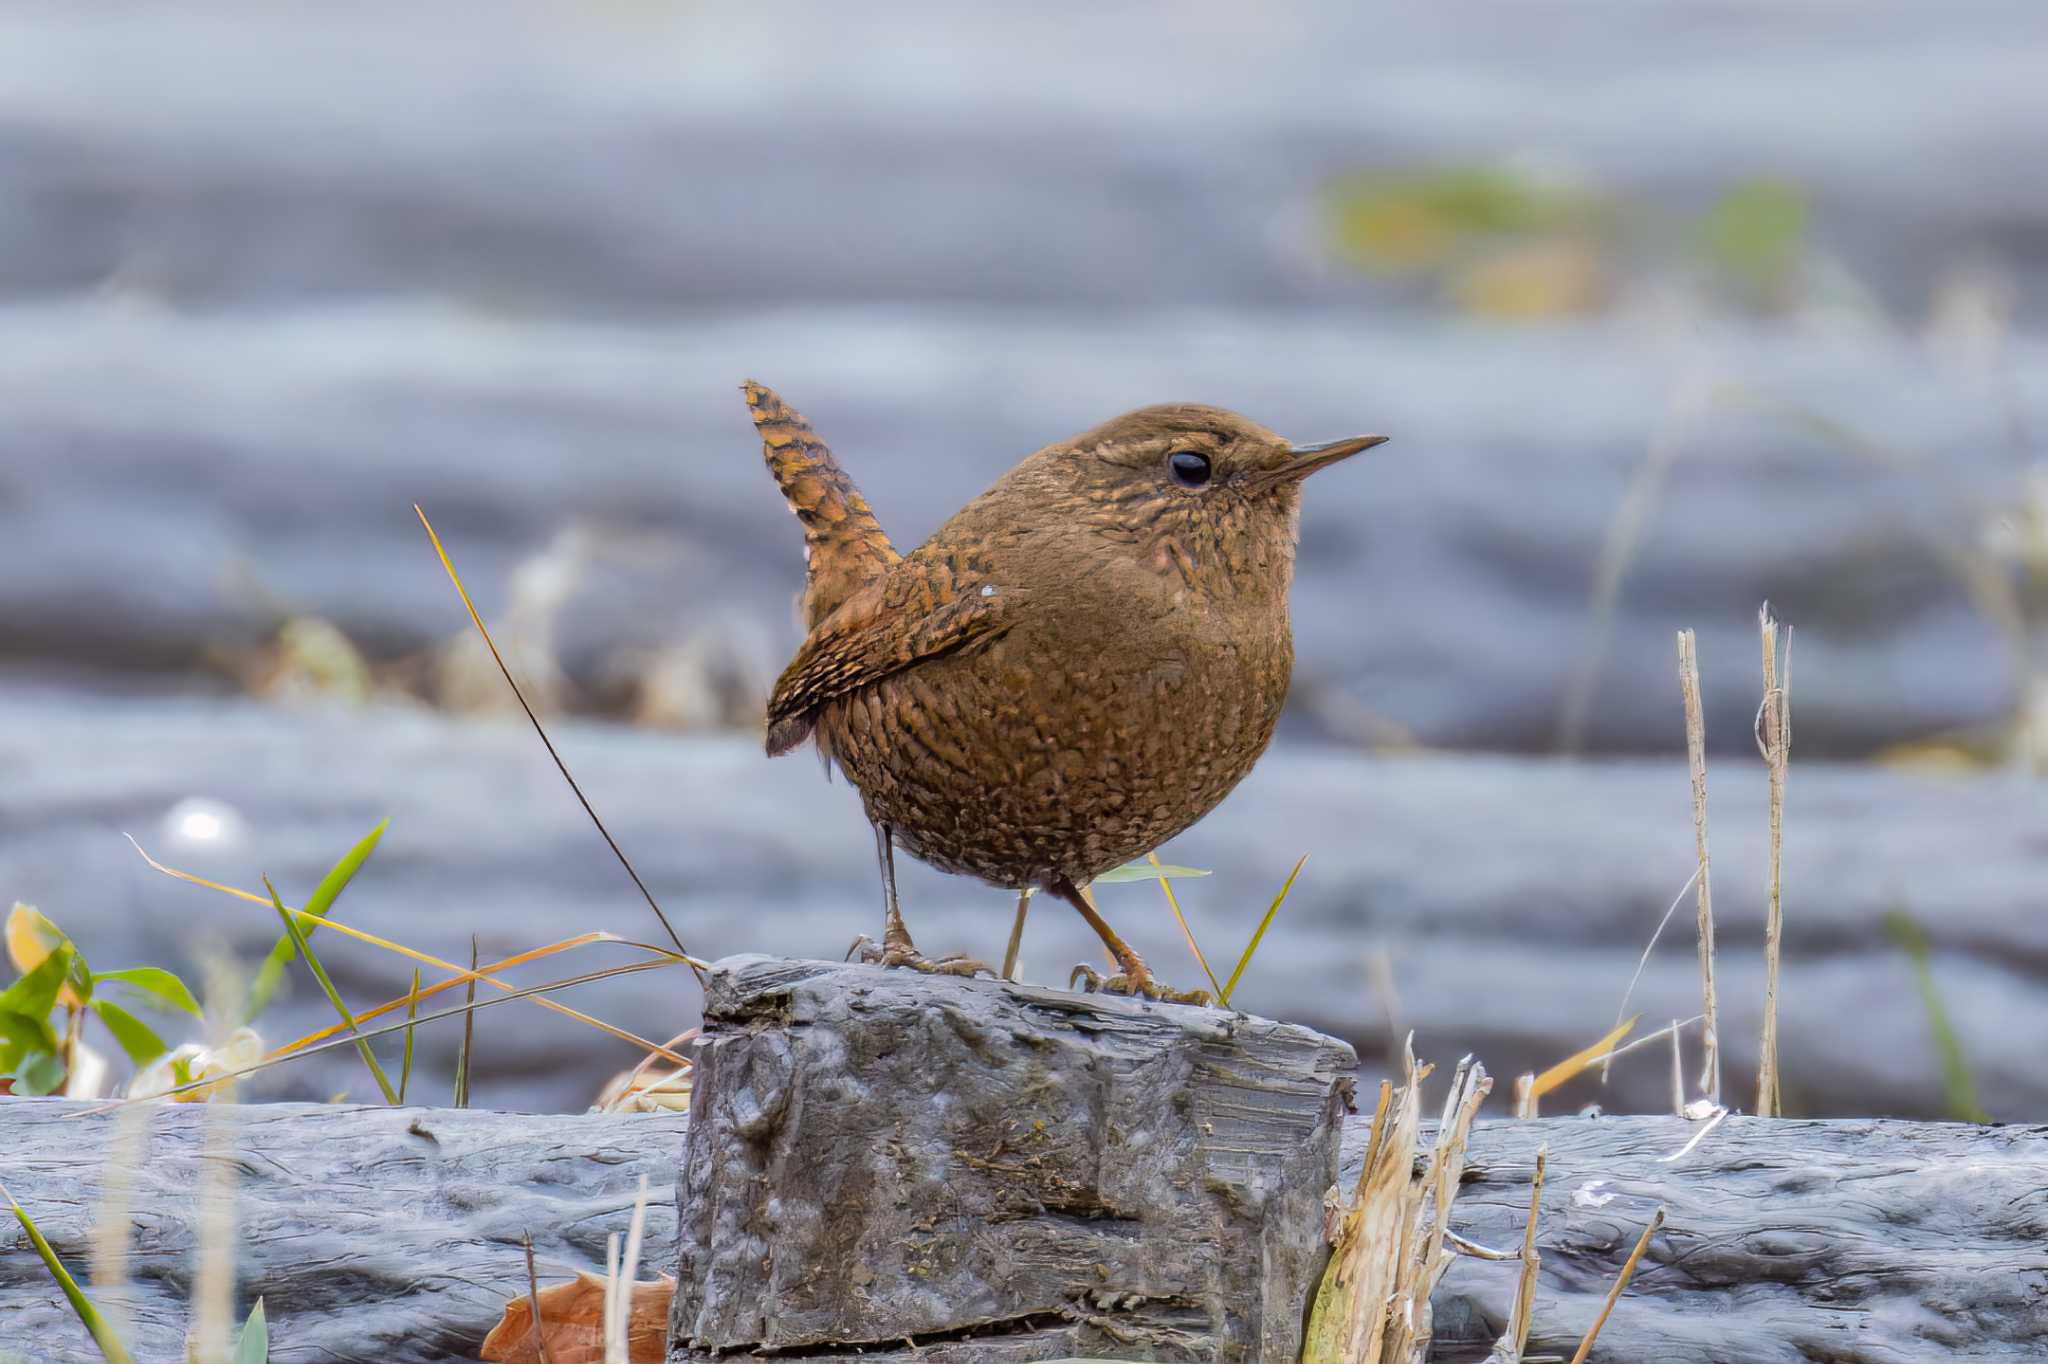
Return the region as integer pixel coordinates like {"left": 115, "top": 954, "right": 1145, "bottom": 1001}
{"left": 850, "top": 822, "right": 990, "bottom": 978}
{"left": 1001, "top": 887, "right": 1033, "bottom": 981}
{"left": 1051, "top": 878, "right": 1211, "bottom": 1006}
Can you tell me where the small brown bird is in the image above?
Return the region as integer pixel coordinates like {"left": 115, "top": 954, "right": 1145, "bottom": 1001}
{"left": 747, "top": 381, "right": 1384, "bottom": 1002}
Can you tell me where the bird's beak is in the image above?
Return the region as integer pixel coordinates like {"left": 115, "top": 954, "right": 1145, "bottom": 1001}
{"left": 1277, "top": 434, "right": 1389, "bottom": 481}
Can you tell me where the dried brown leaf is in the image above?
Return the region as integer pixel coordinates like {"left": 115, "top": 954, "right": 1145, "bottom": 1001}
{"left": 480, "top": 1271, "right": 674, "bottom": 1364}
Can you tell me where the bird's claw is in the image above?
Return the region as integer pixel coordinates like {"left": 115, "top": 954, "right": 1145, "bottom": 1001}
{"left": 1068, "top": 963, "right": 1212, "bottom": 1007}
{"left": 852, "top": 935, "right": 992, "bottom": 978}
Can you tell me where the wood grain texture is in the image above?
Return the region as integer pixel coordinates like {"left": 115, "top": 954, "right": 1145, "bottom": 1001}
{"left": 1369, "top": 1114, "right": 2048, "bottom": 1364}
{"left": 668, "top": 956, "right": 1358, "bottom": 1362}
{"left": 0, "top": 1100, "right": 688, "bottom": 1364}
{"left": 3, "top": 970, "right": 2045, "bottom": 1363}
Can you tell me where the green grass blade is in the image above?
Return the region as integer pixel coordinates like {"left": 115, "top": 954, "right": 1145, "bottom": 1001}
{"left": 2, "top": 1184, "right": 135, "bottom": 1364}
{"left": 245, "top": 819, "right": 388, "bottom": 1022}
{"left": 1884, "top": 910, "right": 1990, "bottom": 1123}
{"left": 452, "top": 937, "right": 479, "bottom": 1109}
{"left": 1221, "top": 854, "right": 1308, "bottom": 1008}
{"left": 398, "top": 969, "right": 420, "bottom": 1106}
{"left": 265, "top": 877, "right": 399, "bottom": 1105}
{"left": 232, "top": 1298, "right": 268, "bottom": 1364}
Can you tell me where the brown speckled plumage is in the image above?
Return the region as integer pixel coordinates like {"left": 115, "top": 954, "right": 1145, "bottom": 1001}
{"left": 746, "top": 380, "right": 1384, "bottom": 1000}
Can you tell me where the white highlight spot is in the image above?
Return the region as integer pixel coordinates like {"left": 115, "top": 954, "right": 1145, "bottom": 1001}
{"left": 162, "top": 797, "right": 248, "bottom": 849}
{"left": 980, "top": 584, "right": 997, "bottom": 598}
{"left": 1573, "top": 1179, "right": 1616, "bottom": 1209}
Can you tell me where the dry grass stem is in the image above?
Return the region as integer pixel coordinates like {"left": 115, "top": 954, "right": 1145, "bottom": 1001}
{"left": 1142, "top": 855, "right": 1224, "bottom": 1000}
{"left": 1001, "top": 887, "right": 1032, "bottom": 981}
{"left": 523, "top": 1232, "right": 558, "bottom": 1364}
{"left": 1676, "top": 629, "right": 1720, "bottom": 1105}
{"left": 1302, "top": 1038, "right": 1492, "bottom": 1364}
{"left": 1756, "top": 603, "right": 1791, "bottom": 1116}
{"left": 1600, "top": 866, "right": 1698, "bottom": 1084}
{"left": 75, "top": 958, "right": 679, "bottom": 1111}
{"left": 130, "top": 839, "right": 694, "bottom": 1064}
{"left": 604, "top": 1177, "right": 651, "bottom": 1364}
{"left": 1573, "top": 1015, "right": 1703, "bottom": 1078}
{"left": 1669, "top": 1018, "right": 1685, "bottom": 1116}
{"left": 1556, "top": 375, "right": 1714, "bottom": 754}
{"left": 595, "top": 1030, "right": 698, "bottom": 1114}
{"left": 1482, "top": 1146, "right": 1547, "bottom": 1363}
{"left": 1366, "top": 946, "right": 1401, "bottom": 1043}
{"left": 1661, "top": 1105, "right": 1730, "bottom": 1164}
{"left": 1568, "top": 1206, "right": 1666, "bottom": 1364}
{"left": 416, "top": 504, "right": 704, "bottom": 983}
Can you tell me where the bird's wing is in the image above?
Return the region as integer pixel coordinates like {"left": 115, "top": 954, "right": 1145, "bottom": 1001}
{"left": 765, "top": 553, "right": 1020, "bottom": 756}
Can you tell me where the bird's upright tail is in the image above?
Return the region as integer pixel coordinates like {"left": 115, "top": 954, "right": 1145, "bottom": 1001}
{"left": 743, "top": 380, "right": 901, "bottom": 628}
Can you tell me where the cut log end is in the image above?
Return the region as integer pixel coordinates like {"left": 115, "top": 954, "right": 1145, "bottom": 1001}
{"left": 668, "top": 954, "right": 1359, "bottom": 1362}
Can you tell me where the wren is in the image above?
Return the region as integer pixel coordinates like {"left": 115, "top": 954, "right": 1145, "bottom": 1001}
{"left": 746, "top": 381, "right": 1384, "bottom": 1003}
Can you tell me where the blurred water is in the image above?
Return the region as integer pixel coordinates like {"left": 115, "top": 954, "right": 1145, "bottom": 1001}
{"left": 1, "top": 2, "right": 2043, "bottom": 1115}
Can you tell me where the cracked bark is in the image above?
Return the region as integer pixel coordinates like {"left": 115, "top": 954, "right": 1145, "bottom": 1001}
{"left": 666, "top": 956, "right": 1359, "bottom": 1363}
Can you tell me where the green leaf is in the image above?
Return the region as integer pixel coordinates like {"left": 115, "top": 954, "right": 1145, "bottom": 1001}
{"left": 1093, "top": 860, "right": 1212, "bottom": 885}
{"left": 0, "top": 948, "right": 75, "bottom": 1023}
{"left": 0, "top": 1010, "right": 59, "bottom": 1067}
{"left": 245, "top": 819, "right": 388, "bottom": 1022}
{"left": 3, "top": 1188, "right": 135, "bottom": 1364}
{"left": 90, "top": 967, "right": 203, "bottom": 1018}
{"left": 88, "top": 998, "right": 169, "bottom": 1067}
{"left": 10, "top": 1050, "right": 67, "bottom": 1096}
{"left": 232, "top": 1298, "right": 268, "bottom": 1364}
{"left": 8, "top": 905, "right": 92, "bottom": 1004}
{"left": 1700, "top": 178, "right": 1807, "bottom": 288}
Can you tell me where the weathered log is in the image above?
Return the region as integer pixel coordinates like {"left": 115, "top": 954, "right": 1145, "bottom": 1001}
{"left": 1414, "top": 1114, "right": 2048, "bottom": 1363}
{"left": 2, "top": 1089, "right": 2043, "bottom": 1360}
{"left": 668, "top": 956, "right": 1359, "bottom": 1363}
{"left": 0, "top": 1100, "right": 689, "bottom": 1364}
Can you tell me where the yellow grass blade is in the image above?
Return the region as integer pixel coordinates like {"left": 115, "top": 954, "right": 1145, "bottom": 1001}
{"left": 1531, "top": 1015, "right": 1640, "bottom": 1103}
{"left": 1145, "top": 852, "right": 1224, "bottom": 1001}
{"left": 76, "top": 958, "right": 680, "bottom": 1110}
{"left": 128, "top": 837, "right": 695, "bottom": 1064}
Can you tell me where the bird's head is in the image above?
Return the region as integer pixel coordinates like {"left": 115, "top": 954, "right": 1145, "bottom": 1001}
{"left": 1018, "top": 403, "right": 1386, "bottom": 599}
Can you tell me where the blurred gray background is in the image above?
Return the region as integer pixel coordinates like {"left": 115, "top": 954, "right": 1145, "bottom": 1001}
{"left": 1, "top": 2, "right": 2043, "bottom": 1118}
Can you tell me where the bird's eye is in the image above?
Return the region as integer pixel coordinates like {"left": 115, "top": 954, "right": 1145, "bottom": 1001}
{"left": 1166, "top": 451, "right": 1212, "bottom": 488}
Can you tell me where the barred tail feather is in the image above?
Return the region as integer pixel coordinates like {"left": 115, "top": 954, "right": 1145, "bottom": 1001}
{"left": 742, "top": 380, "right": 900, "bottom": 630}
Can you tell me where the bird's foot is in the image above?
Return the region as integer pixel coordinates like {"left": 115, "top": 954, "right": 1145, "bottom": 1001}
{"left": 848, "top": 934, "right": 992, "bottom": 978}
{"left": 1069, "top": 962, "right": 1213, "bottom": 1007}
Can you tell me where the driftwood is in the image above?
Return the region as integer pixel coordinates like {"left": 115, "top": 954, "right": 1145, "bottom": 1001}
{"left": 0, "top": 1100, "right": 689, "bottom": 1364}
{"left": 669, "top": 957, "right": 1358, "bottom": 1362}
{"left": 2, "top": 963, "right": 2045, "bottom": 1362}
{"left": 1399, "top": 1115, "right": 2048, "bottom": 1363}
